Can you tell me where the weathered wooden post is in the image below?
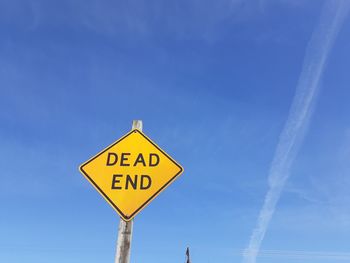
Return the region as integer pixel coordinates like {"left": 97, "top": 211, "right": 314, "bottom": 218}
{"left": 114, "top": 120, "right": 142, "bottom": 263}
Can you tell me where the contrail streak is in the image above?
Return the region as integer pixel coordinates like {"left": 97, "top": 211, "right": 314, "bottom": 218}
{"left": 239, "top": 249, "right": 350, "bottom": 261}
{"left": 242, "top": 1, "right": 350, "bottom": 263}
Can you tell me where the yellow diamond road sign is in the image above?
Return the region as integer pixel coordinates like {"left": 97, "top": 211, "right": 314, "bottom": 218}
{"left": 79, "top": 129, "right": 184, "bottom": 221}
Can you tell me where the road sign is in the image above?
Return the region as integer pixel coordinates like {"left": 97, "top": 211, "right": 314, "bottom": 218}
{"left": 79, "top": 129, "right": 184, "bottom": 221}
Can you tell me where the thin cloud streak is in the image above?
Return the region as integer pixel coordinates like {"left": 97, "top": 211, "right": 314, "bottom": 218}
{"left": 240, "top": 249, "right": 350, "bottom": 261}
{"left": 242, "top": 1, "right": 350, "bottom": 263}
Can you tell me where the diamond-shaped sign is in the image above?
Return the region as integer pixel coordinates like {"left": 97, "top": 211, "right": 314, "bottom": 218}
{"left": 79, "top": 129, "right": 183, "bottom": 221}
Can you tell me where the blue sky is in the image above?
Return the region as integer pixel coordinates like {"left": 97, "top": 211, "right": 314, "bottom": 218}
{"left": 1, "top": 0, "right": 350, "bottom": 262}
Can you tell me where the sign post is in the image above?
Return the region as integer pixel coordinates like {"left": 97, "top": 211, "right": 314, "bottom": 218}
{"left": 115, "top": 217, "right": 133, "bottom": 263}
{"left": 114, "top": 120, "right": 141, "bottom": 263}
{"left": 79, "top": 119, "right": 183, "bottom": 263}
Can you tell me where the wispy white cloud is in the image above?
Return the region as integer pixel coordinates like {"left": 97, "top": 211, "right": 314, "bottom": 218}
{"left": 242, "top": 1, "right": 350, "bottom": 263}
{"left": 0, "top": 0, "right": 259, "bottom": 42}
{"left": 241, "top": 249, "right": 350, "bottom": 261}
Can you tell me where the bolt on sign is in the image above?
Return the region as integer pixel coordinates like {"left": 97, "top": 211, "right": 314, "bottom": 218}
{"left": 79, "top": 129, "right": 184, "bottom": 221}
